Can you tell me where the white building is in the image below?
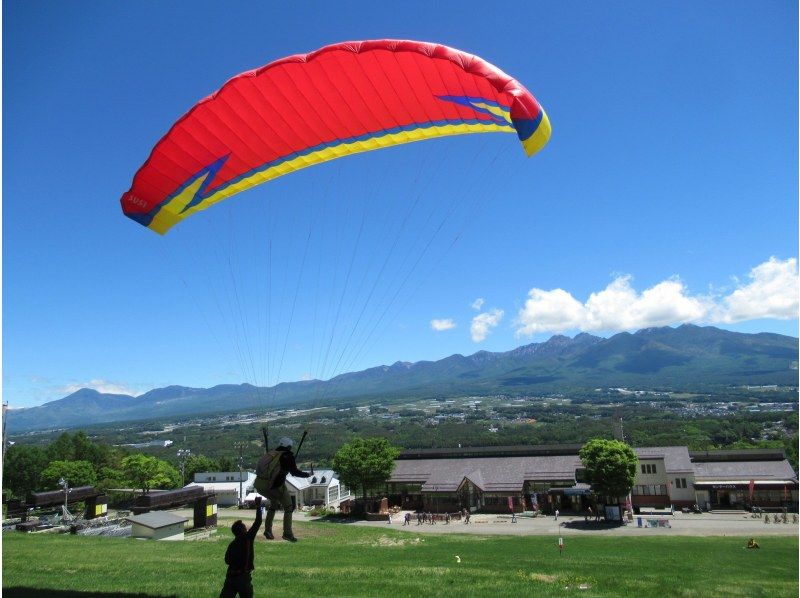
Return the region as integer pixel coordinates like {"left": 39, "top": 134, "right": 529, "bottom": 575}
{"left": 241, "top": 469, "right": 352, "bottom": 509}
{"left": 127, "top": 511, "right": 188, "bottom": 541}
{"left": 285, "top": 469, "right": 352, "bottom": 508}
{"left": 186, "top": 471, "right": 256, "bottom": 506}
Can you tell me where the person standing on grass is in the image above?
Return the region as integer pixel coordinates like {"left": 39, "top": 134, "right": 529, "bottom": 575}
{"left": 220, "top": 496, "right": 262, "bottom": 598}
{"left": 404, "top": 512, "right": 411, "bottom": 526}
{"left": 254, "top": 436, "right": 311, "bottom": 542}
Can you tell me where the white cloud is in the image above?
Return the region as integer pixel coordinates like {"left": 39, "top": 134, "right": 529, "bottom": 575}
{"left": 719, "top": 257, "right": 799, "bottom": 322}
{"left": 471, "top": 309, "right": 504, "bottom": 342}
{"left": 59, "top": 379, "right": 145, "bottom": 397}
{"left": 430, "top": 318, "right": 457, "bottom": 331}
{"left": 514, "top": 257, "right": 798, "bottom": 336}
{"left": 471, "top": 298, "right": 485, "bottom": 310}
{"left": 516, "top": 288, "right": 586, "bottom": 335}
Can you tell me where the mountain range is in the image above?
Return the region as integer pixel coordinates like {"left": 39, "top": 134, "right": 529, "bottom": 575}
{"left": 6, "top": 325, "right": 797, "bottom": 432}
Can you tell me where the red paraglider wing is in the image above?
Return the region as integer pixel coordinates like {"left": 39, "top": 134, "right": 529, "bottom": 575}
{"left": 120, "top": 40, "right": 551, "bottom": 234}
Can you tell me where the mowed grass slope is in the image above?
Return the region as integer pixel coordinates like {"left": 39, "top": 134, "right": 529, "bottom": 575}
{"left": 3, "top": 522, "right": 797, "bottom": 597}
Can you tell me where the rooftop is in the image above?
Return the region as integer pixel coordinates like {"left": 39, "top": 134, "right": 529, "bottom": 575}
{"left": 126, "top": 511, "right": 188, "bottom": 529}
{"left": 389, "top": 445, "right": 796, "bottom": 492}
{"left": 398, "top": 444, "right": 583, "bottom": 460}
{"left": 694, "top": 460, "right": 797, "bottom": 482}
{"left": 186, "top": 471, "right": 257, "bottom": 493}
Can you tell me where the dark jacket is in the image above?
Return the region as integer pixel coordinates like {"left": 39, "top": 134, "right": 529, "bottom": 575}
{"left": 224, "top": 508, "right": 262, "bottom": 576}
{"left": 271, "top": 446, "right": 311, "bottom": 489}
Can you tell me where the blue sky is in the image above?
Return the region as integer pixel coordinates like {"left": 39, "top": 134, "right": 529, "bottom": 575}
{"left": 3, "top": 1, "right": 798, "bottom": 407}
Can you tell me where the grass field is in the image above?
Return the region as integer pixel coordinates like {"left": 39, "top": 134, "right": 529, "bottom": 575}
{"left": 2, "top": 521, "right": 797, "bottom": 597}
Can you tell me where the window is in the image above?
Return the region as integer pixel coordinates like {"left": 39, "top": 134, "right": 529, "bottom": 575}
{"left": 641, "top": 463, "right": 657, "bottom": 474}
{"left": 641, "top": 464, "right": 647, "bottom": 474}
{"left": 674, "top": 478, "right": 688, "bottom": 489}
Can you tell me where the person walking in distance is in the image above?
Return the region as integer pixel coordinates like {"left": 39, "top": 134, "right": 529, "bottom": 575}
{"left": 254, "top": 437, "right": 311, "bottom": 542}
{"left": 220, "top": 496, "right": 262, "bottom": 597}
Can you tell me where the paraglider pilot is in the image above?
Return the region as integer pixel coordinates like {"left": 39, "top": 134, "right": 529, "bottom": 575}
{"left": 254, "top": 437, "right": 311, "bottom": 542}
{"left": 221, "top": 495, "right": 262, "bottom": 598}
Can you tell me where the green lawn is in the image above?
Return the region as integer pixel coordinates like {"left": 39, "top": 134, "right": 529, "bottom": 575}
{"left": 2, "top": 522, "right": 797, "bottom": 597}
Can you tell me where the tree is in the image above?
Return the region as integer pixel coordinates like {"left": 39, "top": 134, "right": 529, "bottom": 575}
{"left": 2, "top": 445, "right": 50, "bottom": 498}
{"left": 332, "top": 437, "right": 399, "bottom": 513}
{"left": 184, "top": 454, "right": 218, "bottom": 483}
{"left": 121, "top": 454, "right": 180, "bottom": 493}
{"left": 151, "top": 460, "right": 182, "bottom": 490}
{"left": 579, "top": 438, "right": 638, "bottom": 500}
{"left": 46, "top": 433, "right": 76, "bottom": 462}
{"left": 71, "top": 431, "right": 109, "bottom": 469}
{"left": 40, "top": 460, "right": 97, "bottom": 490}
{"left": 96, "top": 467, "right": 127, "bottom": 492}
{"left": 217, "top": 456, "right": 236, "bottom": 471}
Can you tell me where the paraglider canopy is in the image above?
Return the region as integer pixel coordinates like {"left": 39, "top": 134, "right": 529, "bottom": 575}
{"left": 120, "top": 39, "right": 551, "bottom": 234}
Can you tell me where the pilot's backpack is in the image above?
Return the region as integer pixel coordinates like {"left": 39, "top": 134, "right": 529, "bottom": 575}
{"left": 254, "top": 450, "right": 282, "bottom": 495}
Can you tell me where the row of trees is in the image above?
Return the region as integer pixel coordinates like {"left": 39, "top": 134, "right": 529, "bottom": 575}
{"left": 2, "top": 433, "right": 180, "bottom": 498}
{"left": 2, "top": 432, "right": 236, "bottom": 498}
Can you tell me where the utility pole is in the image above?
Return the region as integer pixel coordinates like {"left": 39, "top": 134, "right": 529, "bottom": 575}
{"left": 612, "top": 410, "right": 625, "bottom": 442}
{"left": 177, "top": 449, "right": 192, "bottom": 486}
{"left": 234, "top": 442, "right": 247, "bottom": 508}
{"left": 58, "top": 477, "right": 71, "bottom": 521}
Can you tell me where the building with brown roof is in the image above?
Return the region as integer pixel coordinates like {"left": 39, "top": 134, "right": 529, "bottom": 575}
{"left": 387, "top": 445, "right": 798, "bottom": 514}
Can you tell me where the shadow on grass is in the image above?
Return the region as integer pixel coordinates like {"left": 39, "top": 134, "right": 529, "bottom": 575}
{"left": 3, "top": 589, "right": 176, "bottom": 598}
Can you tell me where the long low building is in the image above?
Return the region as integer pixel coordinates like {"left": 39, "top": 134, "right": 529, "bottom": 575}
{"left": 691, "top": 450, "right": 798, "bottom": 510}
{"left": 387, "top": 445, "right": 798, "bottom": 513}
{"left": 186, "top": 471, "right": 257, "bottom": 506}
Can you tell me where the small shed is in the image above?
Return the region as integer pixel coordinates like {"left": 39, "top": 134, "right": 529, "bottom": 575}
{"left": 126, "top": 511, "right": 188, "bottom": 541}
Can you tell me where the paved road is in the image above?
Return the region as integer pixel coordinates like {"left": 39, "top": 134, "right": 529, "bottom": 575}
{"left": 184, "top": 507, "right": 799, "bottom": 537}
